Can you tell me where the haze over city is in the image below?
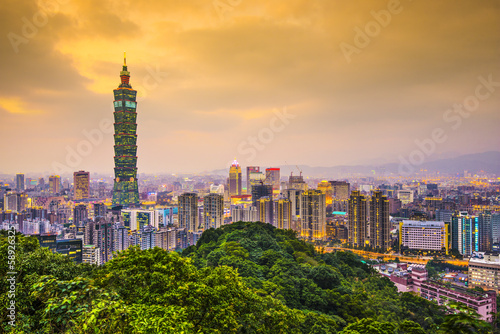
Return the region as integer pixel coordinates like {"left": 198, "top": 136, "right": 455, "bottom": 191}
{"left": 1, "top": 0, "right": 499, "bottom": 174}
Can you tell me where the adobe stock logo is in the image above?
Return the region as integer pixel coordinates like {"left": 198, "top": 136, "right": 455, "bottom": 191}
{"left": 237, "top": 107, "right": 296, "bottom": 162}
{"left": 339, "top": 0, "right": 410, "bottom": 64}
{"left": 7, "top": 0, "right": 69, "bottom": 54}
{"left": 398, "top": 74, "right": 499, "bottom": 176}
{"left": 51, "top": 118, "right": 114, "bottom": 174}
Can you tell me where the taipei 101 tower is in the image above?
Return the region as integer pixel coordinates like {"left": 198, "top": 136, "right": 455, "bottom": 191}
{"left": 112, "top": 53, "right": 140, "bottom": 208}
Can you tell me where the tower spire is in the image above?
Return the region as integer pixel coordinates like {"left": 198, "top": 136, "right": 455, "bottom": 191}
{"left": 124, "top": 51, "right": 126, "bottom": 66}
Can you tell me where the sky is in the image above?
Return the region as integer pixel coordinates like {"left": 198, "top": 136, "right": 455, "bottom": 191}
{"left": 0, "top": 0, "right": 499, "bottom": 175}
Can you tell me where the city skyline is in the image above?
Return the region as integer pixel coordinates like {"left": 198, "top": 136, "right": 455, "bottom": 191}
{"left": 1, "top": 0, "right": 499, "bottom": 175}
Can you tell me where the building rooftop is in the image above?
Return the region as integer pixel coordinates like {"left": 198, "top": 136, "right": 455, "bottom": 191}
{"left": 402, "top": 220, "right": 445, "bottom": 228}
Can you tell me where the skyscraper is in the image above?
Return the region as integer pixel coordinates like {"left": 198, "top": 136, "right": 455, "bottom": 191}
{"left": 300, "top": 190, "right": 326, "bottom": 241}
{"left": 49, "top": 175, "right": 61, "bottom": 194}
{"left": 274, "top": 197, "right": 292, "bottom": 230}
{"left": 265, "top": 168, "right": 280, "bottom": 192}
{"left": 203, "top": 193, "right": 224, "bottom": 230}
{"left": 251, "top": 184, "right": 273, "bottom": 207}
{"left": 370, "top": 190, "right": 390, "bottom": 251}
{"left": 73, "top": 171, "right": 90, "bottom": 200}
{"left": 257, "top": 196, "right": 273, "bottom": 225}
{"left": 228, "top": 160, "right": 242, "bottom": 196}
{"left": 112, "top": 54, "right": 140, "bottom": 208}
{"left": 348, "top": 191, "right": 367, "bottom": 247}
{"left": 16, "top": 173, "right": 24, "bottom": 192}
{"left": 178, "top": 193, "right": 200, "bottom": 232}
{"left": 246, "top": 166, "right": 260, "bottom": 194}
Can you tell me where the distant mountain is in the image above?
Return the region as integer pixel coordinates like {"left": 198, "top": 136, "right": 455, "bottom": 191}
{"left": 210, "top": 151, "right": 500, "bottom": 178}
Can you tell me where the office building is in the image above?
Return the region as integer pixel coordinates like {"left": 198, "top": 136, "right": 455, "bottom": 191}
{"left": 251, "top": 184, "right": 273, "bottom": 207}
{"left": 479, "top": 212, "right": 492, "bottom": 252}
{"left": 399, "top": 220, "right": 449, "bottom": 254}
{"left": 348, "top": 191, "right": 367, "bottom": 247}
{"left": 300, "top": 190, "right": 326, "bottom": 241}
{"left": 73, "top": 171, "right": 90, "bottom": 200}
{"left": 330, "top": 181, "right": 350, "bottom": 200}
{"left": 16, "top": 174, "right": 24, "bottom": 192}
{"left": 56, "top": 239, "right": 83, "bottom": 263}
{"left": 265, "top": 168, "right": 280, "bottom": 191}
{"left": 204, "top": 193, "right": 224, "bottom": 230}
{"left": 288, "top": 173, "right": 307, "bottom": 191}
{"left": 370, "top": 191, "right": 390, "bottom": 251}
{"left": 492, "top": 213, "right": 500, "bottom": 245}
{"left": 73, "top": 204, "right": 88, "bottom": 225}
{"left": 49, "top": 175, "right": 61, "bottom": 194}
{"left": 228, "top": 160, "right": 242, "bottom": 196}
{"left": 178, "top": 193, "right": 200, "bottom": 232}
{"left": 112, "top": 54, "right": 140, "bottom": 208}
{"left": 246, "top": 166, "right": 260, "bottom": 194}
{"left": 36, "top": 234, "right": 58, "bottom": 252}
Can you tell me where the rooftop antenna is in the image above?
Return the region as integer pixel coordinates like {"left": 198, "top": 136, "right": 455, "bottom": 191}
{"left": 124, "top": 51, "right": 126, "bottom": 66}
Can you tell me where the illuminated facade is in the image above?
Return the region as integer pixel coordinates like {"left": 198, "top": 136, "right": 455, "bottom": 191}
{"left": 229, "top": 160, "right": 242, "bottom": 196}
{"left": 257, "top": 196, "right": 273, "bottom": 225}
{"left": 274, "top": 197, "right": 292, "bottom": 230}
{"left": 112, "top": 54, "right": 140, "bottom": 208}
{"left": 330, "top": 181, "right": 350, "bottom": 200}
{"left": 246, "top": 166, "right": 260, "bottom": 194}
{"left": 317, "top": 181, "right": 333, "bottom": 205}
{"left": 265, "top": 168, "right": 280, "bottom": 191}
{"left": 49, "top": 175, "right": 60, "bottom": 194}
{"left": 348, "top": 191, "right": 367, "bottom": 247}
{"left": 370, "top": 190, "right": 390, "bottom": 251}
{"left": 300, "top": 190, "right": 326, "bottom": 241}
{"left": 452, "top": 212, "right": 479, "bottom": 256}
{"left": 73, "top": 171, "right": 90, "bottom": 200}
{"left": 399, "top": 220, "right": 448, "bottom": 254}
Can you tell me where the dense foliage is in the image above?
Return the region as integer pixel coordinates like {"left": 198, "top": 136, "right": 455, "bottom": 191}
{"left": 0, "top": 224, "right": 496, "bottom": 333}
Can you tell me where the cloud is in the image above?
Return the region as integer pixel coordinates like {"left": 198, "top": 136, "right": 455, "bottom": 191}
{"left": 0, "top": 0, "right": 499, "bottom": 174}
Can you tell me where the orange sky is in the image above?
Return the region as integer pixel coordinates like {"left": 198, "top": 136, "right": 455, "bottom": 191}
{"left": 0, "top": 0, "right": 499, "bottom": 174}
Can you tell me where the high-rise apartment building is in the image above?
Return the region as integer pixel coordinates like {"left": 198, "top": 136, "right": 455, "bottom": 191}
{"left": 300, "top": 190, "right": 326, "bottom": 241}
{"left": 82, "top": 244, "right": 101, "bottom": 266}
{"left": 178, "top": 193, "right": 200, "bottom": 232}
{"left": 73, "top": 171, "right": 90, "bottom": 200}
{"left": 49, "top": 175, "right": 61, "bottom": 194}
{"left": 257, "top": 196, "right": 273, "bottom": 225}
{"left": 274, "top": 197, "right": 292, "bottom": 230}
{"left": 203, "top": 193, "right": 224, "bottom": 230}
{"left": 73, "top": 204, "right": 88, "bottom": 225}
{"left": 231, "top": 205, "right": 258, "bottom": 222}
{"left": 330, "top": 181, "right": 350, "bottom": 200}
{"left": 16, "top": 173, "right": 24, "bottom": 192}
{"left": 348, "top": 191, "right": 367, "bottom": 247}
{"left": 93, "top": 203, "right": 106, "bottom": 218}
{"left": 370, "top": 191, "right": 390, "bottom": 251}
{"left": 94, "top": 219, "right": 114, "bottom": 264}
{"left": 228, "top": 160, "right": 242, "bottom": 196}
{"left": 112, "top": 54, "right": 140, "bottom": 208}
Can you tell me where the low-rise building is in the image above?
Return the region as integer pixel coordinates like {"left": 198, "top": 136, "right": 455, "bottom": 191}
{"left": 469, "top": 251, "right": 500, "bottom": 292}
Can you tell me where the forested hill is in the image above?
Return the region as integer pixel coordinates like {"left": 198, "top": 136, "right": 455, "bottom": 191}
{"left": 0, "top": 223, "right": 495, "bottom": 333}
